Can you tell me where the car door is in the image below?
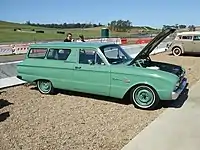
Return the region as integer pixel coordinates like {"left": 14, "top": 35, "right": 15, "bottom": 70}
{"left": 44, "top": 48, "right": 76, "bottom": 90}
{"left": 73, "top": 48, "right": 111, "bottom": 96}
{"left": 181, "top": 35, "right": 193, "bottom": 52}
{"left": 192, "top": 35, "right": 200, "bottom": 52}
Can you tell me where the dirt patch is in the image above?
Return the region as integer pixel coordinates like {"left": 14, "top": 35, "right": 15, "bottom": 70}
{"left": 0, "top": 51, "right": 199, "bottom": 150}
{"left": 0, "top": 86, "right": 163, "bottom": 150}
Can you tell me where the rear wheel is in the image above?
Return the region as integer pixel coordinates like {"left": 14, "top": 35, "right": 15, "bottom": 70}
{"left": 37, "top": 80, "right": 54, "bottom": 94}
{"left": 130, "top": 85, "right": 160, "bottom": 110}
{"left": 172, "top": 47, "right": 182, "bottom": 56}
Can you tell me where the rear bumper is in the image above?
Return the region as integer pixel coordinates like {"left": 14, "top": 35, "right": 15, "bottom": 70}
{"left": 171, "top": 78, "right": 187, "bottom": 100}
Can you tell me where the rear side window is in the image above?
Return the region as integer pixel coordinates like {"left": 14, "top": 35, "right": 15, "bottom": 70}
{"left": 28, "top": 48, "right": 48, "bottom": 59}
{"left": 182, "top": 36, "right": 193, "bottom": 40}
{"left": 47, "top": 49, "right": 71, "bottom": 60}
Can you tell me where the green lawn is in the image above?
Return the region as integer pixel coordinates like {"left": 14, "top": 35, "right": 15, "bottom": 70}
{"left": 0, "top": 20, "right": 158, "bottom": 43}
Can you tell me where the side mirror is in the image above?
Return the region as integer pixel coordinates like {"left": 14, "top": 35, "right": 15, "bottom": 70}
{"left": 88, "top": 59, "right": 95, "bottom": 65}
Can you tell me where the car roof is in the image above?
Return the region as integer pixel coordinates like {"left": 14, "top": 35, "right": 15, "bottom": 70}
{"left": 29, "top": 42, "right": 117, "bottom": 48}
{"left": 177, "top": 31, "right": 200, "bottom": 36}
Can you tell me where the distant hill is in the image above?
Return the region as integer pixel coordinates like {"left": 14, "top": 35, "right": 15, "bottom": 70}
{"left": 0, "top": 20, "right": 48, "bottom": 30}
{"left": 0, "top": 20, "right": 158, "bottom": 43}
{"left": 0, "top": 20, "right": 156, "bottom": 30}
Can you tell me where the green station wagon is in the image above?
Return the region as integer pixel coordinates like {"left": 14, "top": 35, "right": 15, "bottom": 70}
{"left": 17, "top": 28, "right": 187, "bottom": 110}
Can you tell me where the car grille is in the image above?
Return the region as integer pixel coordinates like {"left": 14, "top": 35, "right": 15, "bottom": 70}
{"left": 175, "top": 69, "right": 185, "bottom": 90}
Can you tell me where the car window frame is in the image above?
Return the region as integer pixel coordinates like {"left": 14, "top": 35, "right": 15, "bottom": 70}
{"left": 78, "top": 48, "right": 107, "bottom": 66}
{"left": 27, "top": 48, "right": 48, "bottom": 59}
{"left": 193, "top": 35, "right": 200, "bottom": 41}
{"left": 46, "top": 48, "right": 72, "bottom": 61}
{"left": 181, "top": 35, "right": 193, "bottom": 41}
{"left": 99, "top": 44, "right": 132, "bottom": 65}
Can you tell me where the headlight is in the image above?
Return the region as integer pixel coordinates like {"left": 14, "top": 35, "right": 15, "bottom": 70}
{"left": 176, "top": 82, "right": 180, "bottom": 87}
{"left": 174, "top": 80, "right": 180, "bottom": 90}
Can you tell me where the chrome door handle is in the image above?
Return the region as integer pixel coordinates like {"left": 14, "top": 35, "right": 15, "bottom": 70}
{"left": 112, "top": 77, "right": 120, "bottom": 80}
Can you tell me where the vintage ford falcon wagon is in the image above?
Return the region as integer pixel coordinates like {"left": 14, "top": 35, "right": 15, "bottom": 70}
{"left": 17, "top": 28, "right": 187, "bottom": 110}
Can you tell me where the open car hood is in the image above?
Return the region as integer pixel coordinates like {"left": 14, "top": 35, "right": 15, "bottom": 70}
{"left": 129, "top": 28, "right": 176, "bottom": 65}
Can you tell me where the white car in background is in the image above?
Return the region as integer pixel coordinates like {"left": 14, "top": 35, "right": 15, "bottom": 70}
{"left": 167, "top": 31, "right": 200, "bottom": 56}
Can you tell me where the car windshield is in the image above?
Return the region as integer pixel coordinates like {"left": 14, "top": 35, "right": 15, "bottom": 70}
{"left": 99, "top": 44, "right": 132, "bottom": 65}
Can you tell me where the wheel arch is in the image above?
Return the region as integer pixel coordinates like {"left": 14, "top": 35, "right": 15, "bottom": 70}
{"left": 35, "top": 79, "right": 55, "bottom": 94}
{"left": 123, "top": 83, "right": 160, "bottom": 100}
{"left": 33, "top": 78, "right": 55, "bottom": 87}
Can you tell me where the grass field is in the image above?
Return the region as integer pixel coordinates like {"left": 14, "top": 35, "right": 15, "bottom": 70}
{"left": 0, "top": 20, "right": 158, "bottom": 43}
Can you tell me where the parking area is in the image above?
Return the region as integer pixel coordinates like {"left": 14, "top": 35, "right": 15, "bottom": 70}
{"left": 0, "top": 54, "right": 25, "bottom": 63}
{"left": 0, "top": 51, "right": 200, "bottom": 150}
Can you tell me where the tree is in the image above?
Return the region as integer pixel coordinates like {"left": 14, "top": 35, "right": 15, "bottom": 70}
{"left": 108, "top": 19, "right": 132, "bottom": 32}
{"left": 188, "top": 25, "right": 196, "bottom": 31}
{"left": 25, "top": 21, "right": 31, "bottom": 25}
{"left": 23, "top": 22, "right": 104, "bottom": 29}
{"left": 179, "top": 24, "right": 186, "bottom": 29}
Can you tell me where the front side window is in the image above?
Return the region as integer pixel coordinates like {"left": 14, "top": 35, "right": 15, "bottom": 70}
{"left": 79, "top": 49, "right": 105, "bottom": 65}
{"left": 47, "top": 49, "right": 71, "bottom": 60}
{"left": 28, "top": 48, "right": 48, "bottom": 59}
{"left": 99, "top": 44, "right": 132, "bottom": 65}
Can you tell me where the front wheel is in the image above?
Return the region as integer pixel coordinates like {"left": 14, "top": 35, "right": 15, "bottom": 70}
{"left": 172, "top": 47, "right": 182, "bottom": 56}
{"left": 37, "top": 80, "right": 54, "bottom": 94}
{"left": 130, "top": 85, "right": 160, "bottom": 110}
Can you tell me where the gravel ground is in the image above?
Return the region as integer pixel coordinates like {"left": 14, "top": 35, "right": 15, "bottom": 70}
{"left": 0, "top": 51, "right": 199, "bottom": 150}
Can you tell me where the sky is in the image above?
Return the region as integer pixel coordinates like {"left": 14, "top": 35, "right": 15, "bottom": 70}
{"left": 1, "top": 0, "right": 200, "bottom": 28}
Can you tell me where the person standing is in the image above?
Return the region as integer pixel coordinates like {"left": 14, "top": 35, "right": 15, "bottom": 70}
{"left": 79, "top": 34, "right": 85, "bottom": 42}
{"left": 64, "top": 33, "right": 74, "bottom": 42}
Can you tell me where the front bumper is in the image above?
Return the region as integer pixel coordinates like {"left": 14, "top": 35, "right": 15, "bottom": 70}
{"left": 171, "top": 78, "right": 187, "bottom": 100}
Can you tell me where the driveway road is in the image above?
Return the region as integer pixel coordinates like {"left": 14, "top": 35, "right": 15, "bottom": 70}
{"left": 0, "top": 55, "right": 25, "bottom": 63}
{"left": 121, "top": 81, "right": 200, "bottom": 150}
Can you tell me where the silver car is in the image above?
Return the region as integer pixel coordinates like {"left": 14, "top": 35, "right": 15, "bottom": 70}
{"left": 168, "top": 31, "right": 200, "bottom": 56}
